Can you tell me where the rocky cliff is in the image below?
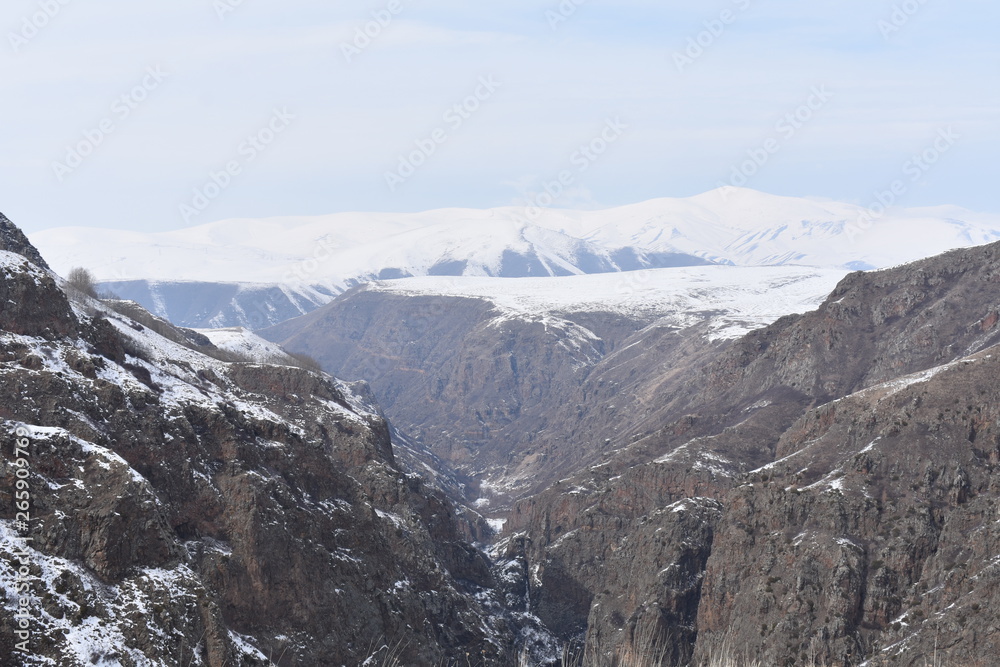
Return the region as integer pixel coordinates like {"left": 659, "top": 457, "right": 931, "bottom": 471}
{"left": 0, "top": 213, "right": 50, "bottom": 272}
{"left": 262, "top": 268, "right": 844, "bottom": 506}
{"left": 263, "top": 287, "right": 648, "bottom": 505}
{"left": 258, "top": 246, "right": 1000, "bottom": 664}
{"left": 503, "top": 241, "right": 1000, "bottom": 665}
{"left": 0, "top": 215, "right": 542, "bottom": 665}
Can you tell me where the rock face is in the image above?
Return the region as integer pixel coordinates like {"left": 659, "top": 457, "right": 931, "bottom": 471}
{"left": 0, "top": 224, "right": 524, "bottom": 664}
{"left": 1, "top": 212, "right": 50, "bottom": 271}
{"left": 262, "top": 268, "right": 844, "bottom": 504}
{"left": 254, "top": 242, "right": 1000, "bottom": 664}
{"left": 263, "top": 288, "right": 650, "bottom": 502}
{"left": 695, "top": 351, "right": 1000, "bottom": 666}
{"left": 501, "top": 241, "right": 1000, "bottom": 665}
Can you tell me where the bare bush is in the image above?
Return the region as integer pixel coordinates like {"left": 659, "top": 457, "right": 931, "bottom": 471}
{"left": 66, "top": 267, "right": 99, "bottom": 298}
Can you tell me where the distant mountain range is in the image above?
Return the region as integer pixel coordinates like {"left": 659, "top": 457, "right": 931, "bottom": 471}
{"left": 30, "top": 187, "right": 1000, "bottom": 329}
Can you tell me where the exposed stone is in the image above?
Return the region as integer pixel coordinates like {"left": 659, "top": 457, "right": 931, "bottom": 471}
{"left": 0, "top": 217, "right": 520, "bottom": 665}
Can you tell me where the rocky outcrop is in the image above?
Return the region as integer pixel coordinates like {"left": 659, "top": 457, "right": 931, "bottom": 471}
{"left": 0, "top": 251, "right": 76, "bottom": 339}
{"left": 0, "top": 223, "right": 523, "bottom": 664}
{"left": 695, "top": 348, "right": 1000, "bottom": 666}
{"left": 261, "top": 269, "right": 844, "bottom": 504}
{"left": 1, "top": 212, "right": 50, "bottom": 271}
{"left": 503, "top": 241, "right": 1000, "bottom": 664}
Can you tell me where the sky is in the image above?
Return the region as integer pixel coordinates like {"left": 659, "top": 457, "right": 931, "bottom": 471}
{"left": 1, "top": 0, "right": 997, "bottom": 233}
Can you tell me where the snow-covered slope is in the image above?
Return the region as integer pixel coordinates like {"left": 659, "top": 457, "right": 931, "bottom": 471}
{"left": 31, "top": 188, "right": 1000, "bottom": 287}
{"left": 194, "top": 326, "right": 298, "bottom": 364}
{"left": 98, "top": 279, "right": 334, "bottom": 329}
{"left": 370, "top": 265, "right": 848, "bottom": 341}
{"left": 30, "top": 213, "right": 706, "bottom": 287}
{"left": 531, "top": 188, "right": 1000, "bottom": 270}
{"left": 30, "top": 187, "right": 1000, "bottom": 329}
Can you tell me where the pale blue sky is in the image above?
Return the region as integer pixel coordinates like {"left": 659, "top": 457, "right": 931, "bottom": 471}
{"left": 2, "top": 0, "right": 997, "bottom": 232}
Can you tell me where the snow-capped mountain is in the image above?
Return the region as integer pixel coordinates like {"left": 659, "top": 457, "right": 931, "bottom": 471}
{"left": 32, "top": 188, "right": 1000, "bottom": 283}
{"left": 538, "top": 187, "right": 1000, "bottom": 270}
{"left": 29, "top": 212, "right": 708, "bottom": 287}
{"left": 29, "top": 187, "right": 1000, "bottom": 329}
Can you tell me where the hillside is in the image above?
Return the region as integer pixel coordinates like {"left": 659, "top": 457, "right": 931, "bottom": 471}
{"left": 262, "top": 266, "right": 847, "bottom": 503}
{"left": 0, "top": 212, "right": 548, "bottom": 665}
{"left": 502, "top": 240, "right": 1000, "bottom": 665}
{"left": 7, "top": 204, "right": 1000, "bottom": 666}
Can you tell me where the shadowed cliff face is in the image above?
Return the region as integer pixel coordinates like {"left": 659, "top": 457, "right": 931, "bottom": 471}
{"left": 694, "top": 348, "right": 1000, "bottom": 666}
{"left": 263, "top": 288, "right": 663, "bottom": 503}
{"left": 0, "top": 225, "right": 523, "bottom": 665}
{"left": 501, "top": 242, "right": 1000, "bottom": 665}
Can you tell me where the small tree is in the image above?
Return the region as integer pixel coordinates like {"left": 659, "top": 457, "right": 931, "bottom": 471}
{"left": 66, "top": 267, "right": 99, "bottom": 298}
